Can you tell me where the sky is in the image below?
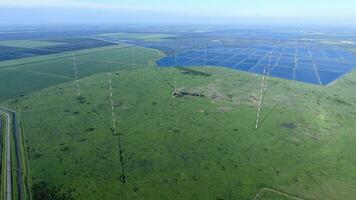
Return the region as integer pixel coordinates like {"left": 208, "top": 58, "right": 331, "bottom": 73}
{"left": 0, "top": 0, "right": 356, "bottom": 25}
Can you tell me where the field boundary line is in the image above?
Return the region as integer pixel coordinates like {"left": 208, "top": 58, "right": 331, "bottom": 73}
{"left": 5, "top": 68, "right": 74, "bottom": 80}
{"left": 86, "top": 36, "right": 125, "bottom": 45}
{"left": 0, "top": 45, "right": 130, "bottom": 70}
{"left": 91, "top": 59, "right": 132, "bottom": 66}
{"left": 326, "top": 69, "right": 356, "bottom": 87}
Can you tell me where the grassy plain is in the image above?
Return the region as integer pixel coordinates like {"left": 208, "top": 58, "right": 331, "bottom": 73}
{"left": 0, "top": 37, "right": 356, "bottom": 200}
{"left": 1, "top": 41, "right": 356, "bottom": 199}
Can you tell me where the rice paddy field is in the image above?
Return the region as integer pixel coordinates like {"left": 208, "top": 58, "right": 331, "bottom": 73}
{"left": 1, "top": 26, "right": 356, "bottom": 200}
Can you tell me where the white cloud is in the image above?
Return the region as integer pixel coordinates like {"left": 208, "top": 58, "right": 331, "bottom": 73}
{"left": 1, "top": 0, "right": 354, "bottom": 23}
{"left": 0, "top": 0, "right": 166, "bottom": 12}
{"left": 0, "top": 0, "right": 239, "bottom": 19}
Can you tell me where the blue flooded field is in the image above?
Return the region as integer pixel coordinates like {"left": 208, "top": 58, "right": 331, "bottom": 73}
{"left": 1, "top": 26, "right": 355, "bottom": 85}
{"left": 157, "top": 40, "right": 356, "bottom": 85}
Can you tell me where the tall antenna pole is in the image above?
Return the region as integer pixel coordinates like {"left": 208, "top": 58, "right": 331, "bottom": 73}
{"left": 108, "top": 72, "right": 117, "bottom": 135}
{"left": 174, "top": 47, "right": 178, "bottom": 93}
{"left": 255, "top": 52, "right": 272, "bottom": 129}
{"left": 107, "top": 71, "right": 126, "bottom": 184}
{"left": 132, "top": 46, "right": 136, "bottom": 72}
{"left": 72, "top": 52, "right": 81, "bottom": 96}
{"left": 204, "top": 40, "right": 207, "bottom": 74}
{"left": 265, "top": 52, "right": 273, "bottom": 90}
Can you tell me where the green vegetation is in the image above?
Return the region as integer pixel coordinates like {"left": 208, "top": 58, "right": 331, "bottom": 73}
{"left": 0, "top": 40, "right": 62, "bottom": 48}
{"left": 11, "top": 127, "right": 19, "bottom": 200}
{"left": 1, "top": 40, "right": 356, "bottom": 199}
{"left": 19, "top": 110, "right": 32, "bottom": 200}
{"left": 32, "top": 181, "right": 74, "bottom": 200}
{"left": 0, "top": 45, "right": 160, "bottom": 102}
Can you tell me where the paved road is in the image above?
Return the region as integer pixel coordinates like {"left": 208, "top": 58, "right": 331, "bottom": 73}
{"left": 0, "top": 110, "right": 12, "bottom": 200}
{"left": 0, "top": 106, "right": 26, "bottom": 200}
{"left": 87, "top": 36, "right": 125, "bottom": 45}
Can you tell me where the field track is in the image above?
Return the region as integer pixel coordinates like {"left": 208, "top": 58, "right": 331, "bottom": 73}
{"left": 253, "top": 187, "right": 307, "bottom": 200}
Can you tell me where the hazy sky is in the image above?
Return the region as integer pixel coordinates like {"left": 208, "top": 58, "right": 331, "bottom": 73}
{"left": 1, "top": 0, "right": 355, "bottom": 25}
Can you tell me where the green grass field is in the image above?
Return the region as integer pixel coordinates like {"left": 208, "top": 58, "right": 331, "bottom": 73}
{"left": 0, "top": 45, "right": 160, "bottom": 102}
{"left": 1, "top": 43, "right": 356, "bottom": 199}
{"left": 0, "top": 40, "right": 62, "bottom": 48}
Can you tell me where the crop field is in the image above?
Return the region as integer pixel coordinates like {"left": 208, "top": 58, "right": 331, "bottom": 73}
{"left": 1, "top": 36, "right": 356, "bottom": 200}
